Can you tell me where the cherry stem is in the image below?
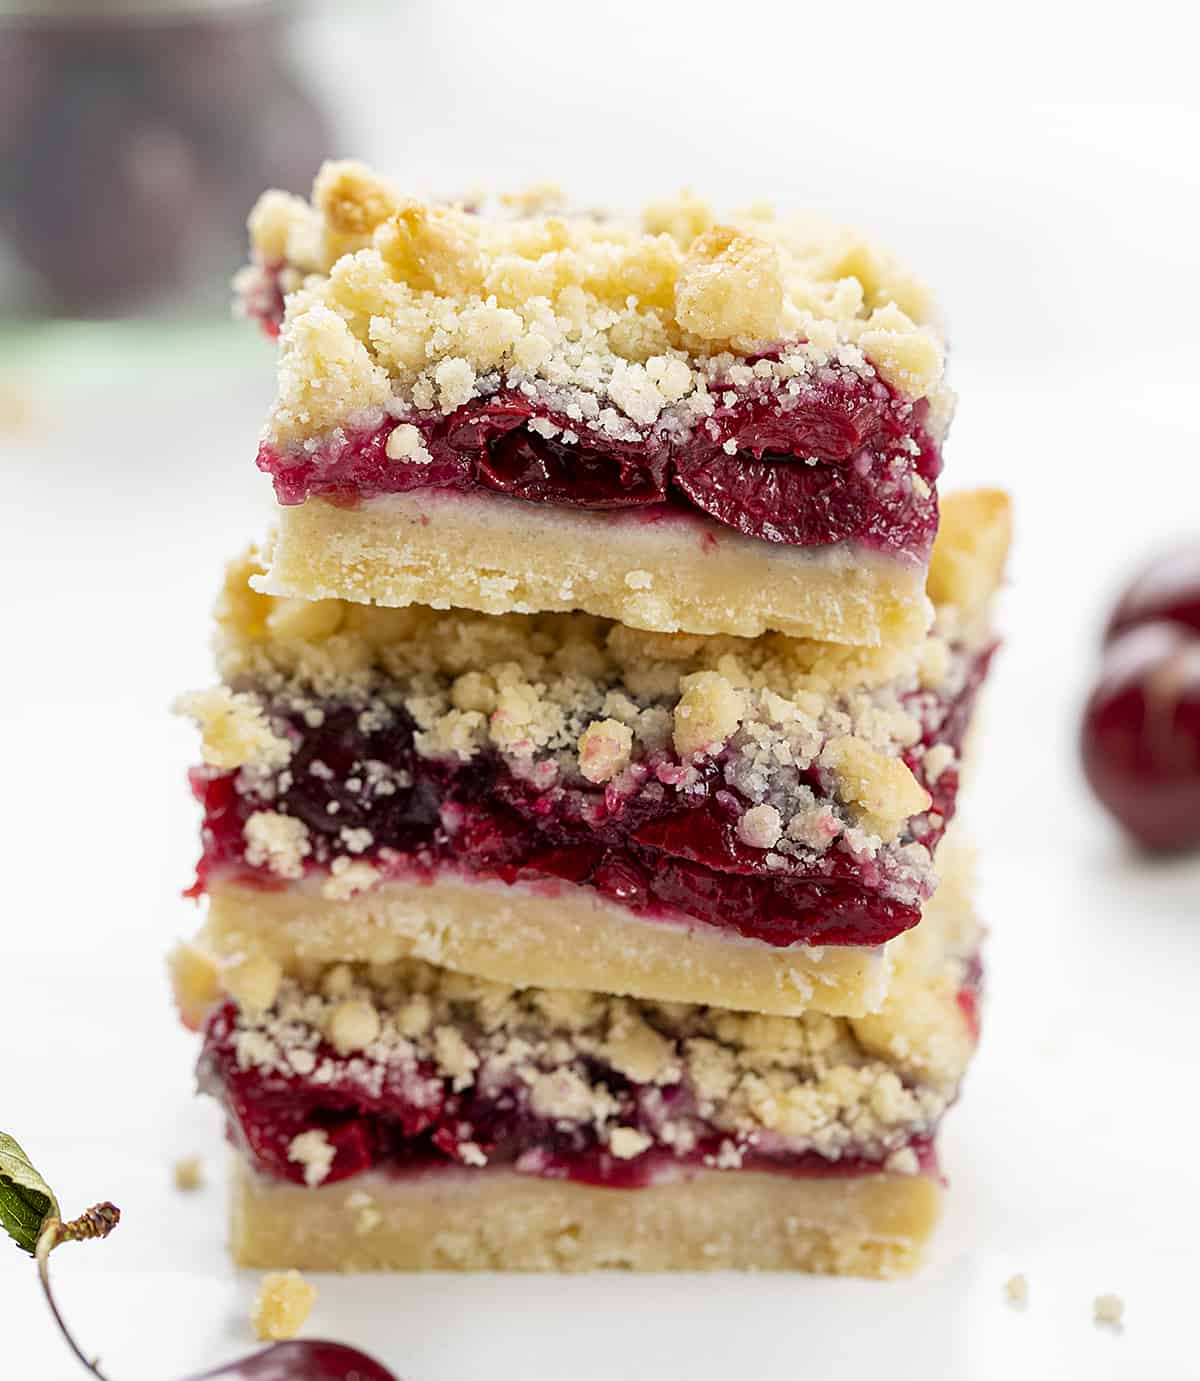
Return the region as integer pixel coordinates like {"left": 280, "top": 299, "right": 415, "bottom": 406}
{"left": 35, "top": 1206, "right": 121, "bottom": 1380}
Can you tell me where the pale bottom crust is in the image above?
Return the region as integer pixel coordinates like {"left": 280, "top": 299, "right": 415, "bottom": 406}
{"left": 201, "top": 845, "right": 973, "bottom": 1020}
{"left": 230, "top": 1162, "right": 941, "bottom": 1278}
{"left": 255, "top": 490, "right": 932, "bottom": 646}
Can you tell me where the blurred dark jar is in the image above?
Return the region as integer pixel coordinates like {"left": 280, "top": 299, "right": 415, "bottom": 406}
{"left": 0, "top": 0, "right": 332, "bottom": 316}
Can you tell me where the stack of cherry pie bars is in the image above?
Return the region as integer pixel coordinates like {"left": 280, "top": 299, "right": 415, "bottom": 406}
{"left": 173, "top": 163, "right": 1010, "bottom": 1278}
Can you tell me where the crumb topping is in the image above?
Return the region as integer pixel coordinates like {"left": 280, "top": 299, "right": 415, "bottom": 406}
{"left": 223, "top": 953, "right": 283, "bottom": 1015}
{"left": 243, "top": 811, "right": 311, "bottom": 880}
{"left": 287, "top": 1128, "right": 335, "bottom": 1187}
{"left": 175, "top": 687, "right": 292, "bottom": 771}
{"left": 206, "top": 545, "right": 986, "bottom": 894}
{"left": 244, "top": 161, "right": 949, "bottom": 451}
{"left": 218, "top": 955, "right": 971, "bottom": 1169}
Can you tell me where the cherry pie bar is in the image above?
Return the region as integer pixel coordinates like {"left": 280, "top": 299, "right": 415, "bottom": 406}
{"left": 236, "top": 163, "right": 954, "bottom": 647}
{"left": 180, "top": 854, "right": 979, "bottom": 1277}
{"left": 170, "top": 167, "right": 1010, "bottom": 1284}
{"left": 180, "top": 490, "right": 1007, "bottom": 1018}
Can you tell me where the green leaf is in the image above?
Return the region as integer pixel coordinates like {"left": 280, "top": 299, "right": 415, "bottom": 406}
{"left": 0, "top": 1132, "right": 60, "bottom": 1255}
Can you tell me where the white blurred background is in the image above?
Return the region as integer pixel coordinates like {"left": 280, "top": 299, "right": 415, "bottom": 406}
{"left": 3, "top": 4, "right": 1199, "bottom": 1379}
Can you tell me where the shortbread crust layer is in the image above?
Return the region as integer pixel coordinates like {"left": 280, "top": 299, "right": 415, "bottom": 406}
{"left": 230, "top": 1162, "right": 941, "bottom": 1278}
{"left": 198, "top": 875, "right": 891, "bottom": 1018}
{"left": 255, "top": 489, "right": 933, "bottom": 645}
{"left": 186, "top": 834, "right": 975, "bottom": 1018}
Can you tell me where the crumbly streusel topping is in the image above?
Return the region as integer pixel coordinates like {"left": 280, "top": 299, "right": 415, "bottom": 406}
{"left": 220, "top": 955, "right": 970, "bottom": 1171}
{"left": 242, "top": 161, "right": 951, "bottom": 451}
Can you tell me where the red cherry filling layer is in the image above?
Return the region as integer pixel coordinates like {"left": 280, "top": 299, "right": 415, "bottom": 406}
{"left": 256, "top": 374, "right": 941, "bottom": 556}
{"left": 192, "top": 649, "right": 990, "bottom": 949}
{"left": 199, "top": 1001, "right": 939, "bottom": 1191}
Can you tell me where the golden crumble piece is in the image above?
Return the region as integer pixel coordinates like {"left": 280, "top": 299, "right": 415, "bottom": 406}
{"left": 604, "top": 1003, "right": 677, "bottom": 1084}
{"left": 272, "top": 303, "right": 393, "bottom": 448}
{"left": 856, "top": 304, "right": 944, "bottom": 402}
{"left": 884, "top": 1146, "right": 920, "bottom": 1175}
{"left": 247, "top": 188, "right": 311, "bottom": 266}
{"left": 608, "top": 1126, "right": 653, "bottom": 1159}
{"left": 451, "top": 670, "right": 498, "bottom": 714}
{"left": 378, "top": 202, "right": 485, "bottom": 297}
{"left": 736, "top": 803, "right": 784, "bottom": 850}
{"left": 528, "top": 1068, "right": 599, "bottom": 1122}
{"left": 433, "top": 1025, "right": 479, "bottom": 1089}
{"left": 927, "top": 488, "right": 1013, "bottom": 624}
{"left": 314, "top": 159, "right": 399, "bottom": 242}
{"left": 685, "top": 1038, "right": 739, "bottom": 1103}
{"left": 433, "top": 356, "right": 477, "bottom": 412}
{"left": 531, "top": 988, "right": 603, "bottom": 1032}
{"left": 385, "top": 421, "right": 433, "bottom": 464}
{"left": 173, "top": 1157, "right": 204, "bottom": 1192}
{"left": 168, "top": 942, "right": 221, "bottom": 1030}
{"left": 216, "top": 547, "right": 274, "bottom": 645}
{"left": 675, "top": 226, "right": 787, "bottom": 345}
{"left": 1093, "top": 1293, "right": 1124, "bottom": 1328}
{"left": 326, "top": 998, "right": 381, "bottom": 1055}
{"left": 922, "top": 743, "right": 955, "bottom": 785}
{"left": 645, "top": 353, "right": 694, "bottom": 402}
{"left": 175, "top": 687, "right": 291, "bottom": 771}
{"left": 395, "top": 993, "right": 434, "bottom": 1039}
{"left": 672, "top": 670, "right": 744, "bottom": 758}
{"left": 320, "top": 857, "right": 380, "bottom": 901}
{"left": 224, "top": 954, "right": 283, "bottom": 1015}
{"left": 1004, "top": 1273, "right": 1029, "bottom": 1306}
{"left": 243, "top": 812, "right": 311, "bottom": 881}
{"left": 819, "top": 736, "right": 931, "bottom": 841}
{"left": 266, "top": 596, "right": 344, "bottom": 642}
{"left": 251, "top": 1270, "right": 318, "bottom": 1342}
{"left": 320, "top": 963, "right": 356, "bottom": 1000}
{"left": 287, "top": 1129, "right": 335, "bottom": 1187}
{"left": 822, "top": 238, "right": 931, "bottom": 322}
{"left": 415, "top": 707, "right": 487, "bottom": 762}
{"left": 577, "top": 717, "right": 634, "bottom": 783}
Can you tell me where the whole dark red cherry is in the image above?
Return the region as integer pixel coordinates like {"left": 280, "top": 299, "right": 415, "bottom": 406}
{"left": 1081, "top": 620, "right": 1200, "bottom": 852}
{"left": 189, "top": 1339, "right": 399, "bottom": 1380}
{"left": 1106, "top": 547, "right": 1200, "bottom": 643}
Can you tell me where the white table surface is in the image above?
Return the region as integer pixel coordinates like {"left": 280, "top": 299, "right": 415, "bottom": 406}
{"left": 2, "top": 324, "right": 1198, "bottom": 1380}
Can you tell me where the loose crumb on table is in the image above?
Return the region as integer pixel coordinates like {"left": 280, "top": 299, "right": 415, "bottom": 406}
{"left": 1093, "top": 1293, "right": 1124, "bottom": 1329}
{"left": 1004, "top": 1273, "right": 1029, "bottom": 1306}
{"left": 252, "top": 1269, "right": 318, "bottom": 1341}
{"left": 173, "top": 1157, "right": 204, "bottom": 1192}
